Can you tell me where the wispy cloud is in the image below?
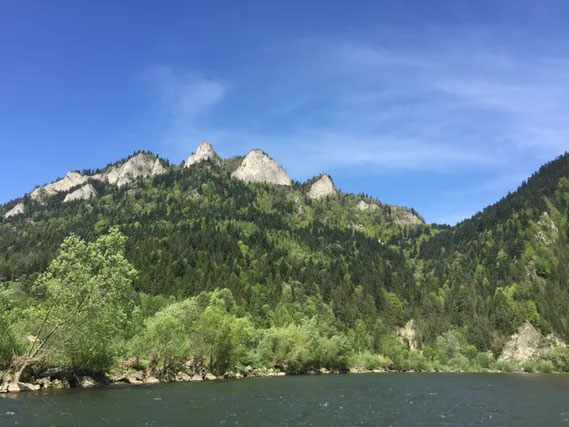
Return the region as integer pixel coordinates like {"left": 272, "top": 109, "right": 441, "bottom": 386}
{"left": 146, "top": 67, "right": 226, "bottom": 157}
{"left": 149, "top": 35, "right": 569, "bottom": 173}
{"left": 146, "top": 32, "right": 569, "bottom": 224}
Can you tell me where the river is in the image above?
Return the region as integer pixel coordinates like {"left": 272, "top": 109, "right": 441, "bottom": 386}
{"left": 1, "top": 373, "right": 569, "bottom": 426}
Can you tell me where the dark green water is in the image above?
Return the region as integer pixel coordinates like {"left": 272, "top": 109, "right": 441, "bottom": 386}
{"left": 2, "top": 373, "right": 569, "bottom": 426}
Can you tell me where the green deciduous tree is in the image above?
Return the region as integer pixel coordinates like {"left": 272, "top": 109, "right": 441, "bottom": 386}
{"left": 23, "top": 228, "right": 136, "bottom": 373}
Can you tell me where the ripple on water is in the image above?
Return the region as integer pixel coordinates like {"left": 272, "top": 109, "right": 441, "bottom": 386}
{"left": 2, "top": 373, "right": 569, "bottom": 426}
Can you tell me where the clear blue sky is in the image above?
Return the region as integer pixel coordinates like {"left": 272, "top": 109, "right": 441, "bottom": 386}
{"left": 2, "top": 0, "right": 569, "bottom": 224}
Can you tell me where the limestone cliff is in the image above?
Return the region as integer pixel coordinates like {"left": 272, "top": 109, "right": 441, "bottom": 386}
{"left": 231, "top": 150, "right": 291, "bottom": 186}
{"left": 396, "top": 319, "right": 418, "bottom": 351}
{"left": 185, "top": 141, "right": 220, "bottom": 167}
{"left": 93, "top": 153, "right": 167, "bottom": 187}
{"left": 30, "top": 172, "right": 87, "bottom": 201}
{"left": 391, "top": 206, "right": 424, "bottom": 226}
{"left": 4, "top": 202, "right": 25, "bottom": 218}
{"left": 499, "top": 321, "right": 566, "bottom": 361}
{"left": 63, "top": 183, "right": 97, "bottom": 203}
{"left": 357, "top": 200, "right": 379, "bottom": 211}
{"left": 307, "top": 175, "right": 338, "bottom": 200}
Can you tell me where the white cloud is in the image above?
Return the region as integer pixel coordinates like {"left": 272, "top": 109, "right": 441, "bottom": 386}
{"left": 145, "top": 35, "right": 569, "bottom": 224}
{"left": 146, "top": 67, "right": 226, "bottom": 157}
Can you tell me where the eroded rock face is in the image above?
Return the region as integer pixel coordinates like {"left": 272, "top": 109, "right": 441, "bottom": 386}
{"left": 499, "top": 322, "right": 547, "bottom": 361}
{"left": 397, "top": 319, "right": 418, "bottom": 351}
{"left": 231, "top": 150, "right": 291, "bottom": 186}
{"left": 307, "top": 175, "right": 337, "bottom": 200}
{"left": 392, "top": 209, "right": 423, "bottom": 226}
{"left": 357, "top": 200, "right": 379, "bottom": 211}
{"left": 4, "top": 202, "right": 25, "bottom": 218}
{"left": 185, "top": 141, "right": 220, "bottom": 167}
{"left": 94, "top": 153, "right": 167, "bottom": 187}
{"left": 30, "top": 172, "right": 88, "bottom": 201}
{"left": 63, "top": 183, "right": 97, "bottom": 203}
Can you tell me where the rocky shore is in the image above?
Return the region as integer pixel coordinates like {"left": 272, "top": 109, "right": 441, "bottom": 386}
{"left": 0, "top": 364, "right": 293, "bottom": 394}
{"left": 2, "top": 361, "right": 563, "bottom": 394}
{"left": 0, "top": 360, "right": 390, "bottom": 394}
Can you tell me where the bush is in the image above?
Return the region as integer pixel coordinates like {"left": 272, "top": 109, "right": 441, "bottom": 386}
{"left": 0, "top": 298, "right": 23, "bottom": 368}
{"left": 474, "top": 352, "right": 495, "bottom": 370}
{"left": 349, "top": 351, "right": 382, "bottom": 370}
{"left": 406, "top": 351, "right": 432, "bottom": 372}
{"left": 378, "top": 333, "right": 409, "bottom": 371}
{"left": 448, "top": 354, "right": 474, "bottom": 372}
{"left": 493, "top": 359, "right": 519, "bottom": 373}
{"left": 541, "top": 347, "right": 569, "bottom": 372}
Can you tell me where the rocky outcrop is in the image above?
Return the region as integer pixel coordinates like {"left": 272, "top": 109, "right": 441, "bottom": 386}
{"left": 392, "top": 208, "right": 424, "bottom": 226}
{"left": 0, "top": 379, "right": 39, "bottom": 393}
{"left": 63, "top": 183, "right": 97, "bottom": 203}
{"left": 499, "top": 322, "right": 542, "bottom": 361}
{"left": 536, "top": 212, "right": 559, "bottom": 245}
{"left": 397, "top": 319, "right": 418, "bottom": 351}
{"left": 499, "top": 321, "right": 566, "bottom": 361}
{"left": 94, "top": 153, "right": 167, "bottom": 187}
{"left": 30, "top": 171, "right": 87, "bottom": 201}
{"left": 307, "top": 175, "right": 338, "bottom": 200}
{"left": 185, "top": 141, "right": 220, "bottom": 167}
{"left": 4, "top": 202, "right": 25, "bottom": 218}
{"left": 357, "top": 200, "right": 379, "bottom": 211}
{"left": 111, "top": 370, "right": 145, "bottom": 385}
{"left": 231, "top": 150, "right": 291, "bottom": 186}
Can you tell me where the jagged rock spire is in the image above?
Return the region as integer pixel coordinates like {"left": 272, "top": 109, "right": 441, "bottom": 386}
{"left": 185, "top": 141, "right": 220, "bottom": 167}
{"left": 307, "top": 174, "right": 338, "bottom": 200}
{"left": 231, "top": 149, "right": 291, "bottom": 186}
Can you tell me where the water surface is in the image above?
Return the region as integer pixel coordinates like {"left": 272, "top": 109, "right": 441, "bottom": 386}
{"left": 2, "top": 373, "right": 569, "bottom": 426}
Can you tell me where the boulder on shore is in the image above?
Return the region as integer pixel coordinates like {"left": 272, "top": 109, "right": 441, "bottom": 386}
{"left": 80, "top": 376, "right": 97, "bottom": 388}
{"left": 204, "top": 373, "right": 217, "bottom": 381}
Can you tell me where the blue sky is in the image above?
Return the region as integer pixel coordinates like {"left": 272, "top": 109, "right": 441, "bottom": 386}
{"left": 2, "top": 1, "right": 569, "bottom": 224}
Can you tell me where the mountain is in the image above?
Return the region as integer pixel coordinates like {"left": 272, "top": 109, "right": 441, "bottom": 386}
{"left": 184, "top": 141, "right": 221, "bottom": 167}
{"left": 26, "top": 152, "right": 168, "bottom": 205}
{"left": 1, "top": 142, "right": 568, "bottom": 378}
{"left": 413, "top": 153, "right": 569, "bottom": 346}
{"left": 306, "top": 175, "right": 338, "bottom": 200}
{"left": 231, "top": 149, "right": 291, "bottom": 186}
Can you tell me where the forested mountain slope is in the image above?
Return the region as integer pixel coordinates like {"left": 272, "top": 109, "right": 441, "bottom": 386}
{"left": 1, "top": 145, "right": 423, "bottom": 330}
{"left": 1, "top": 144, "right": 569, "bottom": 378}
{"left": 415, "top": 154, "right": 569, "bottom": 347}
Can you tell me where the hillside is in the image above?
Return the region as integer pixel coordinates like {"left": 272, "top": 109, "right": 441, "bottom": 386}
{"left": 416, "top": 154, "right": 569, "bottom": 345}
{"left": 1, "top": 143, "right": 568, "bottom": 385}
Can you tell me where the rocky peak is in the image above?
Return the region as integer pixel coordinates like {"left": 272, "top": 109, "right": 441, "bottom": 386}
{"left": 63, "top": 183, "right": 97, "bottom": 203}
{"left": 231, "top": 150, "right": 291, "bottom": 186}
{"left": 185, "top": 141, "right": 220, "bottom": 167}
{"left": 94, "top": 153, "right": 167, "bottom": 187}
{"left": 4, "top": 202, "right": 25, "bottom": 218}
{"left": 30, "top": 171, "right": 88, "bottom": 201}
{"left": 307, "top": 175, "right": 338, "bottom": 200}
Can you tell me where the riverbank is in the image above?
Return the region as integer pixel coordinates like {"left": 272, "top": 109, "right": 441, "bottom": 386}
{"left": 2, "top": 360, "right": 567, "bottom": 395}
